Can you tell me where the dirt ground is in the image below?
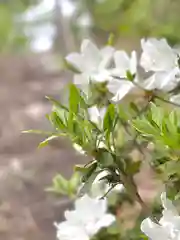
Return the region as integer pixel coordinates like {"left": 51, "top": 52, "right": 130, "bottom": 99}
{"left": 0, "top": 54, "right": 87, "bottom": 240}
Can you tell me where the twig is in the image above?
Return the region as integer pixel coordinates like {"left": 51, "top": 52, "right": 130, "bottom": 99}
{"left": 155, "top": 95, "right": 180, "bottom": 108}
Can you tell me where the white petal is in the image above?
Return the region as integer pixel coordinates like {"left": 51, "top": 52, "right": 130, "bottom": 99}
{"left": 56, "top": 221, "right": 89, "bottom": 240}
{"left": 108, "top": 79, "right": 134, "bottom": 102}
{"left": 74, "top": 73, "right": 89, "bottom": 85}
{"left": 114, "top": 51, "right": 130, "bottom": 76}
{"left": 64, "top": 210, "right": 80, "bottom": 223}
{"left": 143, "top": 69, "right": 179, "bottom": 92}
{"left": 99, "top": 46, "right": 114, "bottom": 69}
{"left": 141, "top": 218, "right": 169, "bottom": 240}
{"left": 66, "top": 53, "right": 85, "bottom": 72}
{"left": 170, "top": 94, "right": 180, "bottom": 104}
{"left": 140, "top": 38, "right": 176, "bottom": 72}
{"left": 81, "top": 39, "right": 101, "bottom": 71}
{"left": 130, "top": 51, "right": 137, "bottom": 75}
{"left": 91, "top": 180, "right": 109, "bottom": 198}
{"left": 88, "top": 106, "right": 101, "bottom": 125}
{"left": 156, "top": 69, "right": 179, "bottom": 92}
{"left": 114, "top": 184, "right": 124, "bottom": 192}
{"left": 160, "top": 210, "right": 180, "bottom": 230}
{"left": 161, "top": 192, "right": 178, "bottom": 214}
{"left": 95, "top": 214, "right": 116, "bottom": 232}
{"left": 94, "top": 170, "right": 109, "bottom": 183}
{"left": 92, "top": 70, "right": 112, "bottom": 82}
{"left": 75, "top": 195, "right": 107, "bottom": 220}
{"left": 88, "top": 106, "right": 106, "bottom": 127}
{"left": 143, "top": 74, "right": 157, "bottom": 90}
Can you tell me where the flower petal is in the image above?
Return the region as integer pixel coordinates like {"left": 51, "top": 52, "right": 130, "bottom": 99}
{"left": 140, "top": 38, "right": 176, "bottom": 72}
{"left": 75, "top": 195, "right": 107, "bottom": 220}
{"left": 170, "top": 94, "right": 180, "bottom": 104}
{"left": 66, "top": 53, "right": 85, "bottom": 72}
{"left": 159, "top": 68, "right": 180, "bottom": 91}
{"left": 92, "top": 70, "right": 112, "bottom": 82}
{"left": 107, "top": 79, "right": 134, "bottom": 102}
{"left": 161, "top": 192, "right": 178, "bottom": 215}
{"left": 143, "top": 74, "right": 157, "bottom": 90}
{"left": 95, "top": 214, "right": 116, "bottom": 232}
{"left": 81, "top": 39, "right": 101, "bottom": 71}
{"left": 88, "top": 106, "right": 106, "bottom": 126}
{"left": 99, "top": 46, "right": 114, "bottom": 69}
{"left": 143, "top": 69, "right": 179, "bottom": 92}
{"left": 88, "top": 106, "right": 101, "bottom": 125}
{"left": 56, "top": 221, "right": 89, "bottom": 240}
{"left": 74, "top": 73, "right": 89, "bottom": 85}
{"left": 130, "top": 51, "right": 137, "bottom": 75}
{"left": 114, "top": 51, "right": 130, "bottom": 76}
{"left": 141, "top": 218, "right": 169, "bottom": 240}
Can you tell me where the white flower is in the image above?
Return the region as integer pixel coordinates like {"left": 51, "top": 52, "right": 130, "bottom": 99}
{"left": 91, "top": 170, "right": 124, "bottom": 198}
{"left": 140, "top": 38, "right": 180, "bottom": 92}
{"left": 88, "top": 106, "right": 106, "bottom": 128}
{"left": 107, "top": 50, "right": 144, "bottom": 102}
{"left": 107, "top": 38, "right": 180, "bottom": 102}
{"left": 141, "top": 192, "right": 180, "bottom": 240}
{"left": 66, "top": 39, "right": 114, "bottom": 86}
{"left": 55, "top": 195, "right": 115, "bottom": 240}
{"left": 140, "top": 38, "right": 177, "bottom": 72}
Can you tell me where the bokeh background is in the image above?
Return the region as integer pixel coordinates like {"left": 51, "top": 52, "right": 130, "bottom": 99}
{"left": 0, "top": 0, "right": 180, "bottom": 239}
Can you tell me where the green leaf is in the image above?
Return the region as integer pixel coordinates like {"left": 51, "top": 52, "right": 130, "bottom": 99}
{"left": 69, "top": 172, "right": 81, "bottom": 193}
{"left": 46, "top": 96, "right": 69, "bottom": 112}
{"left": 95, "top": 148, "right": 114, "bottom": 167}
{"left": 126, "top": 70, "right": 135, "bottom": 81}
{"left": 47, "top": 174, "right": 69, "bottom": 195}
{"left": 78, "top": 171, "right": 100, "bottom": 196}
{"left": 103, "top": 104, "right": 115, "bottom": 131}
{"left": 118, "top": 104, "right": 130, "bottom": 121}
{"left": 150, "top": 102, "right": 164, "bottom": 127}
{"left": 22, "top": 129, "right": 55, "bottom": 135}
{"left": 132, "top": 119, "right": 159, "bottom": 137}
{"left": 159, "top": 161, "right": 180, "bottom": 177}
{"left": 168, "top": 110, "right": 179, "bottom": 133}
{"left": 50, "top": 111, "right": 67, "bottom": 130}
{"left": 38, "top": 135, "right": 59, "bottom": 148}
{"left": 82, "top": 161, "right": 98, "bottom": 182}
{"left": 69, "top": 84, "right": 80, "bottom": 114}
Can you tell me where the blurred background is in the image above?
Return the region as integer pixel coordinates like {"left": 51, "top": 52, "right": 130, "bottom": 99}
{"left": 0, "top": 0, "right": 180, "bottom": 239}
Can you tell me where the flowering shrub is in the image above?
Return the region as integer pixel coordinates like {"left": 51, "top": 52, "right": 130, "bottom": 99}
{"left": 27, "top": 37, "right": 180, "bottom": 239}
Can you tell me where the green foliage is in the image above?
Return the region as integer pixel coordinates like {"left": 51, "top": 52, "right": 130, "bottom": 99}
{"left": 74, "top": 0, "right": 180, "bottom": 43}
{"left": 133, "top": 103, "right": 180, "bottom": 149}
{"left": 47, "top": 172, "right": 81, "bottom": 198}
{"left": 132, "top": 102, "right": 180, "bottom": 200}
